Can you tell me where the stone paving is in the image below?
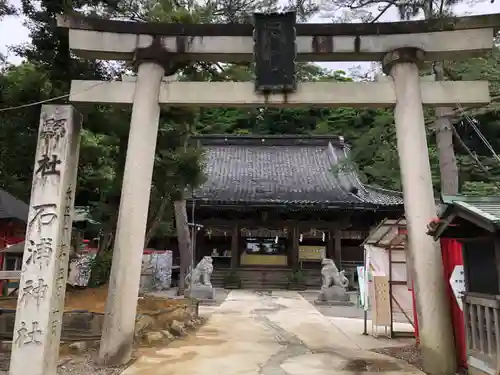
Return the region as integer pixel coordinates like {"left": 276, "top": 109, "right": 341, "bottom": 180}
{"left": 122, "top": 290, "right": 423, "bottom": 375}
{"left": 300, "top": 290, "right": 412, "bottom": 324}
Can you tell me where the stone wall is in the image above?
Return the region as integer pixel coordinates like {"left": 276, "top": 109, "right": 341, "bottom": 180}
{"left": 139, "top": 251, "right": 173, "bottom": 293}
{"left": 0, "top": 294, "right": 201, "bottom": 350}
{"left": 0, "top": 311, "right": 103, "bottom": 341}
{"left": 134, "top": 295, "right": 203, "bottom": 346}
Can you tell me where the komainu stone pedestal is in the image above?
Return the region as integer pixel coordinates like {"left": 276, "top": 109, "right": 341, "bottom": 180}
{"left": 186, "top": 284, "right": 215, "bottom": 300}
{"left": 316, "top": 286, "right": 352, "bottom": 306}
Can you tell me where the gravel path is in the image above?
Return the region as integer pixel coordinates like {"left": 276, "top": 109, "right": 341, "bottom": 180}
{"left": 57, "top": 350, "right": 127, "bottom": 375}
{"left": 371, "top": 344, "right": 424, "bottom": 372}
{"left": 0, "top": 349, "right": 127, "bottom": 375}
{"left": 0, "top": 344, "right": 427, "bottom": 375}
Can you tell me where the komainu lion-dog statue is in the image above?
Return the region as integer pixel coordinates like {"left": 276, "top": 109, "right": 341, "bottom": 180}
{"left": 321, "top": 258, "right": 349, "bottom": 289}
{"left": 185, "top": 256, "right": 215, "bottom": 300}
{"left": 316, "top": 258, "right": 351, "bottom": 304}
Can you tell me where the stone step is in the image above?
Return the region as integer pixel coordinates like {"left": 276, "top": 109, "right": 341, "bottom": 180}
{"left": 211, "top": 268, "right": 321, "bottom": 289}
{"left": 212, "top": 280, "right": 291, "bottom": 289}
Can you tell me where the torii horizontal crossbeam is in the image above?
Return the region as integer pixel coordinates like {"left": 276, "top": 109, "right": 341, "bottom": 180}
{"left": 57, "top": 13, "right": 500, "bottom": 36}
{"left": 70, "top": 80, "right": 490, "bottom": 108}
{"left": 65, "top": 28, "right": 493, "bottom": 62}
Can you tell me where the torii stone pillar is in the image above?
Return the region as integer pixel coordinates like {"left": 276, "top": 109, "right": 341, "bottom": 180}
{"left": 98, "top": 49, "right": 166, "bottom": 364}
{"left": 382, "top": 48, "right": 456, "bottom": 375}
{"left": 9, "top": 105, "right": 81, "bottom": 375}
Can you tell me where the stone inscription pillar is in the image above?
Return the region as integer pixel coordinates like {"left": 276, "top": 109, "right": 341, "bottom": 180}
{"left": 99, "top": 59, "right": 165, "bottom": 365}
{"left": 9, "top": 105, "right": 81, "bottom": 375}
{"left": 383, "top": 48, "right": 456, "bottom": 375}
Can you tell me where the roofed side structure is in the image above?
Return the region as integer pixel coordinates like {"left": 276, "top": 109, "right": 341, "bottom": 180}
{"left": 0, "top": 189, "right": 29, "bottom": 222}
{"left": 429, "top": 195, "right": 500, "bottom": 238}
{"left": 190, "top": 135, "right": 403, "bottom": 210}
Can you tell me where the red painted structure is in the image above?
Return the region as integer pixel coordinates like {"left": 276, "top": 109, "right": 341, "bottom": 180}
{"left": 0, "top": 220, "right": 25, "bottom": 292}
{"left": 440, "top": 238, "right": 467, "bottom": 368}
{"left": 411, "top": 238, "right": 467, "bottom": 369}
{"left": 0, "top": 221, "right": 24, "bottom": 249}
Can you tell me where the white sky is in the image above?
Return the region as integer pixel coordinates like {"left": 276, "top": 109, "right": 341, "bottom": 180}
{"left": 0, "top": 0, "right": 499, "bottom": 72}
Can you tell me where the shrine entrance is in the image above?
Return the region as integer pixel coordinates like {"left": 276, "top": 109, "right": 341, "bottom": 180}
{"left": 9, "top": 11, "right": 498, "bottom": 375}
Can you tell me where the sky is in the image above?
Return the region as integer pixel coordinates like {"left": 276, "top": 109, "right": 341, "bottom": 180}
{"left": 0, "top": 0, "right": 499, "bottom": 73}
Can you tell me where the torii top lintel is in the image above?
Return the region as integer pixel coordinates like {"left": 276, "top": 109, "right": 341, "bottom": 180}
{"left": 56, "top": 13, "right": 498, "bottom": 63}
{"left": 57, "top": 13, "right": 500, "bottom": 36}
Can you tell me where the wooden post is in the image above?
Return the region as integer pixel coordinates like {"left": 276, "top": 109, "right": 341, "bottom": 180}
{"left": 195, "top": 229, "right": 204, "bottom": 263}
{"left": 334, "top": 227, "right": 342, "bottom": 267}
{"left": 10, "top": 105, "right": 81, "bottom": 375}
{"left": 231, "top": 225, "right": 239, "bottom": 270}
{"left": 291, "top": 225, "right": 299, "bottom": 269}
{"left": 327, "top": 229, "right": 335, "bottom": 259}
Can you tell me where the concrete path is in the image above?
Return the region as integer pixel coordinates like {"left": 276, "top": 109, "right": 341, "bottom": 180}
{"left": 122, "top": 290, "right": 424, "bottom": 375}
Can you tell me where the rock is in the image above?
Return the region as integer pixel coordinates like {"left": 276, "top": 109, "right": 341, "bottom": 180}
{"left": 137, "top": 295, "right": 189, "bottom": 312}
{"left": 170, "top": 320, "right": 187, "bottom": 336}
{"left": 160, "top": 330, "right": 175, "bottom": 340}
{"left": 154, "top": 306, "right": 187, "bottom": 329}
{"left": 142, "top": 331, "right": 165, "bottom": 345}
{"left": 86, "top": 340, "right": 101, "bottom": 350}
{"left": 68, "top": 341, "right": 88, "bottom": 354}
{"left": 135, "top": 314, "right": 155, "bottom": 334}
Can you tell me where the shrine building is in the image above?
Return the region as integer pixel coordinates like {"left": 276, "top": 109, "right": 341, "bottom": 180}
{"left": 184, "top": 135, "right": 404, "bottom": 288}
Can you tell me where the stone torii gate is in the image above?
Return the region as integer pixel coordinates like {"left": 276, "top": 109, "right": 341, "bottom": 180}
{"left": 9, "top": 12, "right": 498, "bottom": 375}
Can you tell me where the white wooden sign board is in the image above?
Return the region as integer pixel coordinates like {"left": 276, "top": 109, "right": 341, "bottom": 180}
{"left": 369, "top": 275, "right": 391, "bottom": 338}
{"left": 449, "top": 265, "right": 465, "bottom": 311}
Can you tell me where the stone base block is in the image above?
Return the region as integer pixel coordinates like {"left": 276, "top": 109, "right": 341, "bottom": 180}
{"left": 314, "top": 300, "right": 354, "bottom": 306}
{"left": 186, "top": 284, "right": 215, "bottom": 300}
{"left": 317, "top": 286, "right": 350, "bottom": 304}
{"left": 196, "top": 299, "right": 218, "bottom": 305}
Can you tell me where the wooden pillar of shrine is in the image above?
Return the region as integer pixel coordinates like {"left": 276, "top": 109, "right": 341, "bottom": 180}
{"left": 327, "top": 228, "right": 335, "bottom": 259}
{"left": 290, "top": 224, "right": 300, "bottom": 269}
{"left": 334, "top": 227, "right": 342, "bottom": 267}
{"left": 194, "top": 228, "right": 204, "bottom": 263}
{"left": 230, "top": 224, "right": 239, "bottom": 270}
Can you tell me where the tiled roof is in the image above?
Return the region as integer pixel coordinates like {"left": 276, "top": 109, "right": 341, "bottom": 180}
{"left": 192, "top": 135, "right": 403, "bottom": 208}
{"left": 429, "top": 195, "right": 500, "bottom": 238}
{"left": 442, "top": 195, "right": 500, "bottom": 225}
{"left": 0, "top": 189, "right": 29, "bottom": 221}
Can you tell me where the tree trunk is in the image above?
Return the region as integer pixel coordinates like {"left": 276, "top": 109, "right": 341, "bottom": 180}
{"left": 144, "top": 196, "right": 169, "bottom": 248}
{"left": 96, "top": 135, "right": 128, "bottom": 256}
{"left": 434, "top": 62, "right": 460, "bottom": 195}
{"left": 174, "top": 198, "right": 192, "bottom": 295}
{"left": 97, "top": 230, "right": 114, "bottom": 254}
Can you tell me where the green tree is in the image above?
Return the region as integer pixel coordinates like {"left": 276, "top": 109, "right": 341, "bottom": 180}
{"left": 327, "top": 0, "right": 494, "bottom": 196}
{"left": 0, "top": 63, "right": 48, "bottom": 199}
{"left": 0, "top": 0, "right": 16, "bottom": 18}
